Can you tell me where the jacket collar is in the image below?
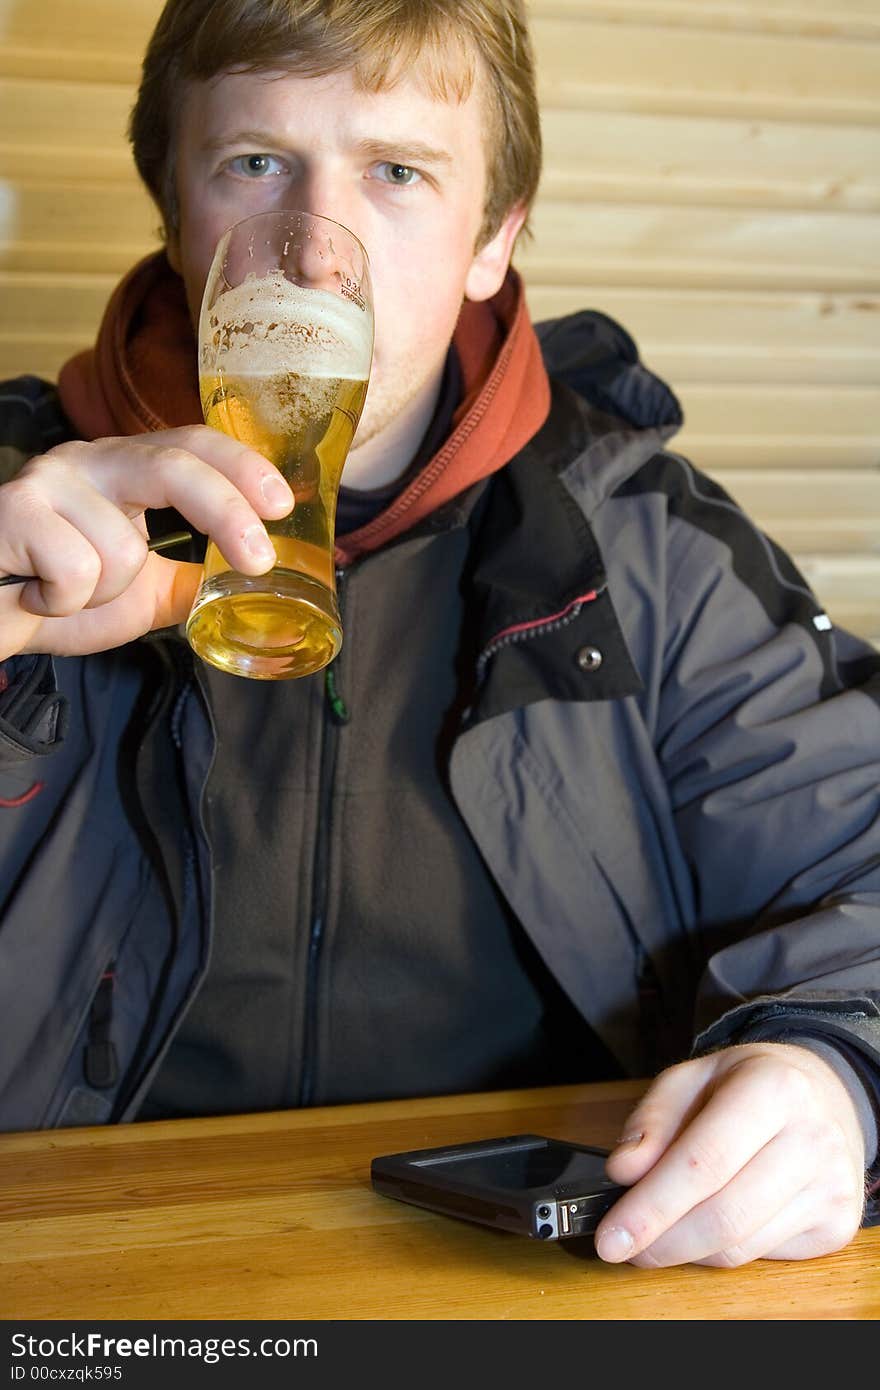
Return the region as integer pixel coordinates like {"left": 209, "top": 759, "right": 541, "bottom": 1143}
{"left": 467, "top": 380, "right": 645, "bottom": 725}
{"left": 464, "top": 306, "right": 685, "bottom": 723}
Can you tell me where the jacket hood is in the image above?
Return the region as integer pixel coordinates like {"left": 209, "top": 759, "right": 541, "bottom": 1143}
{"left": 56, "top": 250, "right": 552, "bottom": 564}
{"left": 535, "top": 309, "right": 684, "bottom": 515}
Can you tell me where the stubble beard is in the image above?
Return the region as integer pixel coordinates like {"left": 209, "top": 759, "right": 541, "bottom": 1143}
{"left": 344, "top": 350, "right": 448, "bottom": 487}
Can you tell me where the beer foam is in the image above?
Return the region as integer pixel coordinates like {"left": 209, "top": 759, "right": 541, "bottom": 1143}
{"left": 202, "top": 269, "right": 372, "bottom": 379}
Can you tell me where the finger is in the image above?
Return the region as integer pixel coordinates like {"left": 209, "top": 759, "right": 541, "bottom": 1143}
{"left": 597, "top": 1055, "right": 789, "bottom": 1262}
{"left": 150, "top": 553, "right": 204, "bottom": 632}
{"left": 0, "top": 470, "right": 150, "bottom": 615}
{"left": 0, "top": 510, "right": 103, "bottom": 618}
{"left": 26, "top": 431, "right": 292, "bottom": 580}
{"left": 753, "top": 1219, "right": 861, "bottom": 1263}
{"left": 604, "top": 1056, "right": 717, "bottom": 1185}
{"left": 28, "top": 476, "right": 150, "bottom": 611}
{"left": 0, "top": 577, "right": 45, "bottom": 658}
{"left": 110, "top": 438, "right": 282, "bottom": 576}
{"left": 641, "top": 1189, "right": 814, "bottom": 1270}
{"left": 688, "top": 1183, "right": 858, "bottom": 1267}
{"left": 22, "top": 553, "right": 205, "bottom": 656}
{"left": 85, "top": 428, "right": 294, "bottom": 553}
{"left": 623, "top": 1127, "right": 814, "bottom": 1268}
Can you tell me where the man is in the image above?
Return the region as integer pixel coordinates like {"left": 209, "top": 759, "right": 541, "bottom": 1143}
{"left": 0, "top": 0, "right": 877, "bottom": 1270}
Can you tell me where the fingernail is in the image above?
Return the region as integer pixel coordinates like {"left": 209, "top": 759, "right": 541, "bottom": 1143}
{"left": 261, "top": 475, "right": 293, "bottom": 510}
{"left": 243, "top": 525, "right": 276, "bottom": 562}
{"left": 596, "top": 1226, "right": 634, "bottom": 1263}
{"left": 613, "top": 1131, "right": 644, "bottom": 1153}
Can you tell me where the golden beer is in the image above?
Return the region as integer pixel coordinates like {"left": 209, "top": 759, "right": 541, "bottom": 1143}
{"left": 185, "top": 230, "right": 373, "bottom": 680}
{"left": 186, "top": 368, "right": 368, "bottom": 678}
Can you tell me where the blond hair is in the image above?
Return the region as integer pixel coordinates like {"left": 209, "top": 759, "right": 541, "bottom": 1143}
{"left": 130, "top": 0, "right": 542, "bottom": 248}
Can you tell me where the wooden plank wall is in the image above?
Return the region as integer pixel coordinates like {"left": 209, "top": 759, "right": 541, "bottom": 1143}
{"left": 0, "top": 0, "right": 878, "bottom": 641}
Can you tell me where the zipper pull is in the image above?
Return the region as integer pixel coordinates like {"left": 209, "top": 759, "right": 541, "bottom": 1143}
{"left": 324, "top": 662, "right": 350, "bottom": 725}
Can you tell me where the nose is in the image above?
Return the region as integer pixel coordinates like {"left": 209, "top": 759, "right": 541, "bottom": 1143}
{"left": 295, "top": 167, "right": 356, "bottom": 232}
{"left": 280, "top": 213, "right": 370, "bottom": 310}
{"left": 216, "top": 206, "right": 370, "bottom": 316}
{"left": 285, "top": 215, "right": 344, "bottom": 291}
{"left": 288, "top": 172, "right": 370, "bottom": 286}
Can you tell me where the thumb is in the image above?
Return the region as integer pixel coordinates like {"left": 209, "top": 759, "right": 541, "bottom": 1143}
{"left": 150, "top": 555, "right": 204, "bottom": 632}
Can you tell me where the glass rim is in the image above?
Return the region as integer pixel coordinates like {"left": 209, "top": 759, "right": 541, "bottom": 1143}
{"left": 214, "top": 206, "right": 371, "bottom": 267}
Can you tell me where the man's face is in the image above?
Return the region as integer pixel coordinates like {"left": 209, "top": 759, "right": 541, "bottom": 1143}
{"left": 167, "top": 66, "right": 524, "bottom": 481}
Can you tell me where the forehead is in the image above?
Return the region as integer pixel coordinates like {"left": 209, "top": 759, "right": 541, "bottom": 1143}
{"left": 177, "top": 54, "right": 491, "bottom": 149}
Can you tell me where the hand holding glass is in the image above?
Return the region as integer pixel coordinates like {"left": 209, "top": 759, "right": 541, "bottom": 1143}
{"left": 186, "top": 210, "right": 374, "bottom": 679}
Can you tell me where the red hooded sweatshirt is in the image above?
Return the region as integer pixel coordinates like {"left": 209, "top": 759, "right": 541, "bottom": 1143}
{"left": 56, "top": 251, "right": 550, "bottom": 564}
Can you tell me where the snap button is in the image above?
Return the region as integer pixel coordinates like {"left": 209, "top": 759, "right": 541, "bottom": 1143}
{"left": 576, "top": 645, "right": 603, "bottom": 672}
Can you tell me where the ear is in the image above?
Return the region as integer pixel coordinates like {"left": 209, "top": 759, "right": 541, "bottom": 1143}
{"left": 165, "top": 227, "right": 183, "bottom": 275}
{"left": 464, "top": 202, "right": 528, "bottom": 302}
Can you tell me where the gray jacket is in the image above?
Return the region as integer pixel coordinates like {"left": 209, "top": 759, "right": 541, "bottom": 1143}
{"left": 1, "top": 314, "right": 878, "bottom": 1195}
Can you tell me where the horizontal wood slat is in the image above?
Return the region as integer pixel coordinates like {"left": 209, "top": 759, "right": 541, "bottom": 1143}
{"left": 5, "top": 1, "right": 880, "bottom": 61}
{"left": 0, "top": 79, "right": 136, "bottom": 179}
{"left": 526, "top": 286, "right": 880, "bottom": 386}
{"left": 0, "top": 179, "right": 160, "bottom": 273}
{"left": 796, "top": 555, "right": 880, "bottom": 601}
{"left": 673, "top": 435, "right": 878, "bottom": 471}
{"left": 778, "top": 522, "right": 878, "bottom": 556}
{"left": 539, "top": 109, "right": 880, "bottom": 212}
{"left": 2, "top": 277, "right": 877, "bottom": 389}
{"left": 712, "top": 468, "right": 880, "bottom": 534}
{"left": 531, "top": 21, "right": 880, "bottom": 124}
{"left": 3, "top": 78, "right": 876, "bottom": 215}
{"left": 2, "top": 7, "right": 879, "bottom": 127}
{"left": 4, "top": 276, "right": 877, "bottom": 389}
{"left": 0, "top": 1, "right": 159, "bottom": 83}
{"left": 530, "top": 2, "right": 880, "bottom": 40}
{"left": 2, "top": 179, "right": 878, "bottom": 296}
{"left": 679, "top": 384, "right": 880, "bottom": 440}
{"left": 519, "top": 203, "right": 880, "bottom": 293}
{"left": 3, "top": 273, "right": 873, "bottom": 383}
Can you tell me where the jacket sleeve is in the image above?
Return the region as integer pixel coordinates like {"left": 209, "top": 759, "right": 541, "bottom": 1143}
{"left": 0, "top": 376, "right": 72, "bottom": 485}
{"left": 646, "top": 457, "right": 880, "bottom": 1085}
{"left": 637, "top": 456, "right": 880, "bottom": 1211}
{"left": 0, "top": 655, "right": 68, "bottom": 765}
{"left": 0, "top": 380, "right": 75, "bottom": 765}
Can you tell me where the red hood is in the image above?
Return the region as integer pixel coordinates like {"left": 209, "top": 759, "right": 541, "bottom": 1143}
{"left": 57, "top": 251, "right": 551, "bottom": 564}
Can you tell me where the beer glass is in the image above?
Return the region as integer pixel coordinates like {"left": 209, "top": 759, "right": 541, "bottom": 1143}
{"left": 186, "top": 209, "right": 373, "bottom": 679}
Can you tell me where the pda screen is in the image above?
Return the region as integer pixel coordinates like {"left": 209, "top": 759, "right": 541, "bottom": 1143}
{"left": 414, "top": 1140, "right": 616, "bottom": 1192}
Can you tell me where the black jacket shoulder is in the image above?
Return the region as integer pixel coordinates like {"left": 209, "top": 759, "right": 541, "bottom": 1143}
{"left": 0, "top": 377, "right": 73, "bottom": 482}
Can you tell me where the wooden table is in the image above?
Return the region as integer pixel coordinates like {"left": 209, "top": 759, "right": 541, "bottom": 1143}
{"left": 1, "top": 1080, "right": 878, "bottom": 1321}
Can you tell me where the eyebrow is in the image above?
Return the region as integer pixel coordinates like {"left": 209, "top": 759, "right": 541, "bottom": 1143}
{"left": 201, "top": 130, "right": 454, "bottom": 169}
{"left": 351, "top": 138, "right": 454, "bottom": 169}
{"left": 200, "top": 129, "right": 284, "bottom": 154}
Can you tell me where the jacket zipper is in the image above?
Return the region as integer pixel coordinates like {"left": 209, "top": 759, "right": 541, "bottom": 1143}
{"left": 299, "top": 568, "right": 349, "bottom": 1106}
{"left": 111, "top": 638, "right": 200, "bottom": 1120}
{"left": 475, "top": 584, "right": 607, "bottom": 682}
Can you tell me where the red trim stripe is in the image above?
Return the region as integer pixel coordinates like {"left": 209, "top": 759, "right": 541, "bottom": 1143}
{"left": 487, "top": 590, "right": 598, "bottom": 650}
{"left": 0, "top": 781, "right": 45, "bottom": 808}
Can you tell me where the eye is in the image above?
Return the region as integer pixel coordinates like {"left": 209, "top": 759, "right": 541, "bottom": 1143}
{"left": 373, "top": 162, "right": 421, "bottom": 187}
{"left": 228, "top": 153, "right": 287, "bottom": 179}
